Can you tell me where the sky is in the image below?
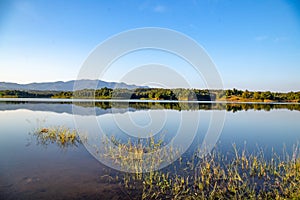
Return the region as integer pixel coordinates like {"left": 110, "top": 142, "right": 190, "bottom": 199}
{"left": 0, "top": 0, "right": 300, "bottom": 91}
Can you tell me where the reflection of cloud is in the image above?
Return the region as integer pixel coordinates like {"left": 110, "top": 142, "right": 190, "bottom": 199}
{"left": 254, "top": 35, "right": 268, "bottom": 41}
{"left": 153, "top": 5, "right": 166, "bottom": 13}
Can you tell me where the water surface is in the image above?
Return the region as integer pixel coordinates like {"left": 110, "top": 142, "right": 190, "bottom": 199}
{"left": 0, "top": 100, "right": 299, "bottom": 199}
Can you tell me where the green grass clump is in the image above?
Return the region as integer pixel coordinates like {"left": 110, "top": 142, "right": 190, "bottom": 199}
{"left": 95, "top": 135, "right": 181, "bottom": 175}
{"left": 104, "top": 140, "right": 300, "bottom": 200}
{"left": 32, "top": 126, "right": 81, "bottom": 148}
{"left": 29, "top": 125, "right": 300, "bottom": 199}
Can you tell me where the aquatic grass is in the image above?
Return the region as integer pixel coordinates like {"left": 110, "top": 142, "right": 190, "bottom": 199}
{"left": 94, "top": 135, "right": 181, "bottom": 175}
{"left": 31, "top": 126, "right": 81, "bottom": 148}
{"left": 105, "top": 140, "right": 300, "bottom": 199}
{"left": 29, "top": 125, "right": 300, "bottom": 199}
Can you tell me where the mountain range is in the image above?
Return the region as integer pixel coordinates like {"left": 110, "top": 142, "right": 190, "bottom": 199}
{"left": 0, "top": 80, "right": 148, "bottom": 91}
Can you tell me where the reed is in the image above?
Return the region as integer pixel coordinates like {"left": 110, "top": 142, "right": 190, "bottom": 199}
{"left": 92, "top": 135, "right": 181, "bottom": 175}
{"left": 103, "top": 139, "right": 300, "bottom": 199}
{"left": 32, "top": 126, "right": 81, "bottom": 148}
{"left": 30, "top": 126, "right": 300, "bottom": 199}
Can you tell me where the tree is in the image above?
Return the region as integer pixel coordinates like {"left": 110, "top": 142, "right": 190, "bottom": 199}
{"left": 242, "top": 90, "right": 251, "bottom": 99}
{"left": 253, "top": 91, "right": 261, "bottom": 100}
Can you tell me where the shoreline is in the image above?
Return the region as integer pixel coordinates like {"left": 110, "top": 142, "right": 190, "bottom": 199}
{"left": 0, "top": 97, "right": 299, "bottom": 104}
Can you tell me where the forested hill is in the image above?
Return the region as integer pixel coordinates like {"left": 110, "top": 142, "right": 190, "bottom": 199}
{"left": 0, "top": 88, "right": 299, "bottom": 102}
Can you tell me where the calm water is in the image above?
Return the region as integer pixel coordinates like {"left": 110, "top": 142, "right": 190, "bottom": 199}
{"left": 0, "top": 100, "right": 300, "bottom": 199}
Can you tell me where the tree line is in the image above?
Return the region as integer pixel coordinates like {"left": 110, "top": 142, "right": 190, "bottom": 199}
{"left": 0, "top": 90, "right": 59, "bottom": 98}
{"left": 0, "top": 88, "right": 299, "bottom": 102}
{"left": 53, "top": 87, "right": 214, "bottom": 101}
{"left": 215, "top": 88, "right": 300, "bottom": 102}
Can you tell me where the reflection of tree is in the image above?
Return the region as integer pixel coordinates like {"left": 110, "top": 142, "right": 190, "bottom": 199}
{"left": 74, "top": 101, "right": 300, "bottom": 113}
{"left": 224, "top": 103, "right": 300, "bottom": 113}
{"left": 226, "top": 104, "right": 243, "bottom": 113}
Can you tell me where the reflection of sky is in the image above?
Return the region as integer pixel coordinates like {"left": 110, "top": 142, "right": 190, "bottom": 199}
{"left": 0, "top": 109, "right": 76, "bottom": 155}
{"left": 0, "top": 105, "right": 300, "bottom": 170}
{"left": 0, "top": 109, "right": 88, "bottom": 187}
{"left": 94, "top": 109, "right": 212, "bottom": 146}
{"left": 1, "top": 106, "right": 300, "bottom": 155}
{"left": 218, "top": 110, "right": 300, "bottom": 157}
{"left": 0, "top": 109, "right": 107, "bottom": 198}
{"left": 97, "top": 109, "right": 178, "bottom": 139}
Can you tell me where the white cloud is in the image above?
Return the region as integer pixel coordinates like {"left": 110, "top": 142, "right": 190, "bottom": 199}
{"left": 14, "top": 1, "right": 41, "bottom": 22}
{"left": 138, "top": 1, "right": 167, "bottom": 13}
{"left": 254, "top": 35, "right": 289, "bottom": 43}
{"left": 274, "top": 36, "right": 288, "bottom": 42}
{"left": 153, "top": 5, "right": 166, "bottom": 13}
{"left": 254, "top": 35, "right": 268, "bottom": 41}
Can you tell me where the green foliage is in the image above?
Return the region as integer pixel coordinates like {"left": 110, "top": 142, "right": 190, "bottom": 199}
{"left": 53, "top": 88, "right": 214, "bottom": 101}
{"left": 0, "top": 90, "right": 57, "bottom": 98}
{"left": 215, "top": 89, "right": 300, "bottom": 102}
{"left": 1, "top": 88, "right": 300, "bottom": 102}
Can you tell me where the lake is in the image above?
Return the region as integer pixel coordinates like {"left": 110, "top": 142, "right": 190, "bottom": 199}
{"left": 0, "top": 99, "right": 299, "bottom": 199}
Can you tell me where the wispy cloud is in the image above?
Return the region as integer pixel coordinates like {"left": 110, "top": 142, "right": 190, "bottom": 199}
{"left": 274, "top": 37, "right": 288, "bottom": 42}
{"left": 254, "top": 35, "right": 268, "bottom": 41}
{"left": 14, "top": 1, "right": 41, "bottom": 22}
{"left": 15, "top": 1, "right": 35, "bottom": 16}
{"left": 139, "top": 1, "right": 167, "bottom": 13}
{"left": 153, "top": 5, "right": 166, "bottom": 13}
{"left": 254, "top": 35, "right": 289, "bottom": 43}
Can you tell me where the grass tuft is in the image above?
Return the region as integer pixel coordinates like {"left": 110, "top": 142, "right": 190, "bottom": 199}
{"left": 32, "top": 126, "right": 81, "bottom": 148}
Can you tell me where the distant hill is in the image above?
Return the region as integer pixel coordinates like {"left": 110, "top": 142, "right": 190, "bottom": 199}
{"left": 0, "top": 80, "right": 148, "bottom": 91}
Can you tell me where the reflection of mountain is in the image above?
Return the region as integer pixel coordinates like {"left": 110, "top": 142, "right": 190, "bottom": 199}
{"left": 0, "top": 101, "right": 140, "bottom": 116}
{"left": 0, "top": 101, "right": 299, "bottom": 115}
{"left": 0, "top": 102, "right": 73, "bottom": 114}
{"left": 0, "top": 102, "right": 113, "bottom": 116}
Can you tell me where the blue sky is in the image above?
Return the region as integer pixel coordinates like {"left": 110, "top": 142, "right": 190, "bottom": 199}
{"left": 0, "top": 0, "right": 299, "bottom": 91}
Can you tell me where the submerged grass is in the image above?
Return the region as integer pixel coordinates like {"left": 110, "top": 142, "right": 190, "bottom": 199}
{"left": 29, "top": 125, "right": 300, "bottom": 199}
{"left": 102, "top": 137, "right": 300, "bottom": 200}
{"left": 95, "top": 135, "right": 181, "bottom": 175}
{"left": 32, "top": 126, "right": 81, "bottom": 148}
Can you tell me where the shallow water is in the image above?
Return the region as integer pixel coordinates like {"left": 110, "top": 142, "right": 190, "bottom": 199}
{"left": 0, "top": 100, "right": 299, "bottom": 199}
